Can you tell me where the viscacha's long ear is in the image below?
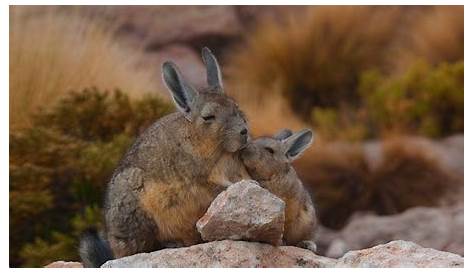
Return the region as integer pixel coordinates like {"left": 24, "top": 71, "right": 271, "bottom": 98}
{"left": 283, "top": 129, "right": 313, "bottom": 161}
{"left": 162, "top": 61, "right": 197, "bottom": 121}
{"left": 274, "top": 129, "right": 293, "bottom": 141}
{"left": 202, "top": 47, "right": 224, "bottom": 92}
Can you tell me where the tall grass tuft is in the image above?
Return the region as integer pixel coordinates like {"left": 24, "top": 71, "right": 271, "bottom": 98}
{"left": 226, "top": 6, "right": 402, "bottom": 119}
{"left": 9, "top": 6, "right": 159, "bottom": 129}
{"left": 397, "top": 6, "right": 464, "bottom": 69}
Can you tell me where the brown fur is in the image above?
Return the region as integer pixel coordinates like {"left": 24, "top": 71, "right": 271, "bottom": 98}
{"left": 97, "top": 48, "right": 251, "bottom": 261}
{"left": 240, "top": 131, "right": 318, "bottom": 252}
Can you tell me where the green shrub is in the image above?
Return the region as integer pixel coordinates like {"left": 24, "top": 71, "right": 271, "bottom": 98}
{"left": 310, "top": 61, "right": 464, "bottom": 141}
{"left": 359, "top": 60, "right": 464, "bottom": 138}
{"left": 9, "top": 88, "right": 172, "bottom": 267}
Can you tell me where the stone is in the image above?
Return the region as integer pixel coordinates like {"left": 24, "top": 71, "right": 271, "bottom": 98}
{"left": 335, "top": 240, "right": 463, "bottom": 268}
{"left": 44, "top": 261, "right": 83, "bottom": 268}
{"left": 196, "top": 180, "right": 285, "bottom": 245}
{"left": 325, "top": 205, "right": 464, "bottom": 258}
{"left": 101, "top": 240, "right": 336, "bottom": 268}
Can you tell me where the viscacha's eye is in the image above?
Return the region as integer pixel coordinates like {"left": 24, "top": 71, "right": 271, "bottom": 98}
{"left": 265, "top": 147, "right": 274, "bottom": 154}
{"left": 202, "top": 115, "right": 216, "bottom": 121}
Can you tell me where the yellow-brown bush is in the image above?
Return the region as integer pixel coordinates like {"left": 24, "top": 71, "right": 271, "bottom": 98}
{"left": 225, "top": 6, "right": 463, "bottom": 141}
{"left": 295, "top": 143, "right": 371, "bottom": 229}
{"left": 396, "top": 6, "right": 464, "bottom": 69}
{"left": 226, "top": 6, "right": 401, "bottom": 119}
{"left": 369, "top": 137, "right": 460, "bottom": 215}
{"left": 294, "top": 136, "right": 459, "bottom": 229}
{"left": 9, "top": 6, "right": 159, "bottom": 129}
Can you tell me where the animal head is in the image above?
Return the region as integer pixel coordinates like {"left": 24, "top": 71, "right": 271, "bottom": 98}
{"left": 240, "top": 129, "right": 313, "bottom": 181}
{"left": 161, "top": 47, "right": 249, "bottom": 153}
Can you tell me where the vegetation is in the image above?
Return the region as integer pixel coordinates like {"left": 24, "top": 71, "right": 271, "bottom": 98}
{"left": 296, "top": 137, "right": 460, "bottom": 229}
{"left": 359, "top": 61, "right": 464, "bottom": 138}
{"left": 226, "top": 6, "right": 464, "bottom": 140}
{"left": 9, "top": 6, "right": 158, "bottom": 129}
{"left": 10, "top": 89, "right": 172, "bottom": 267}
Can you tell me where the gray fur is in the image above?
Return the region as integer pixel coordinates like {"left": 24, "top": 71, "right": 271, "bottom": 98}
{"left": 79, "top": 229, "right": 113, "bottom": 268}
{"left": 162, "top": 61, "right": 197, "bottom": 120}
{"left": 240, "top": 129, "right": 318, "bottom": 252}
{"left": 202, "top": 47, "right": 224, "bottom": 91}
{"left": 283, "top": 129, "right": 313, "bottom": 160}
{"left": 80, "top": 47, "right": 250, "bottom": 265}
{"left": 274, "top": 128, "right": 293, "bottom": 141}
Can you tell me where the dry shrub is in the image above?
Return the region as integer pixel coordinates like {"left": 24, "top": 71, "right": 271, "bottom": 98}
{"left": 226, "top": 6, "right": 402, "bottom": 119}
{"left": 369, "top": 137, "right": 459, "bottom": 215}
{"left": 397, "top": 6, "right": 463, "bottom": 69}
{"left": 295, "top": 143, "right": 371, "bottom": 229}
{"left": 294, "top": 136, "right": 460, "bottom": 229}
{"left": 9, "top": 6, "right": 159, "bottom": 128}
{"left": 233, "top": 87, "right": 307, "bottom": 137}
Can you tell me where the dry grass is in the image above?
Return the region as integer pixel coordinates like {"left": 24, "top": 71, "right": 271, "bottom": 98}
{"left": 370, "top": 136, "right": 460, "bottom": 214}
{"left": 396, "top": 6, "right": 464, "bottom": 70}
{"left": 293, "top": 135, "right": 460, "bottom": 229}
{"left": 295, "top": 142, "right": 371, "bottom": 229}
{"left": 225, "top": 6, "right": 402, "bottom": 119}
{"left": 9, "top": 6, "right": 160, "bottom": 129}
{"left": 231, "top": 86, "right": 307, "bottom": 137}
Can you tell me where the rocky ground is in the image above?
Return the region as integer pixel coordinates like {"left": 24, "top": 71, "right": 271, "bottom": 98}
{"left": 46, "top": 180, "right": 463, "bottom": 268}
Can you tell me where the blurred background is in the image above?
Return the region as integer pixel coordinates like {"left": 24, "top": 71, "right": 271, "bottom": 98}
{"left": 9, "top": 5, "right": 463, "bottom": 267}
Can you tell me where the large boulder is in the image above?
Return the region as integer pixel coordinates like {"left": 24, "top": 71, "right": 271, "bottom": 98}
{"left": 196, "top": 180, "right": 285, "bottom": 245}
{"left": 99, "top": 240, "right": 462, "bottom": 268}
{"left": 336, "top": 240, "right": 463, "bottom": 268}
{"left": 102, "top": 240, "right": 335, "bottom": 268}
{"left": 325, "top": 205, "right": 464, "bottom": 258}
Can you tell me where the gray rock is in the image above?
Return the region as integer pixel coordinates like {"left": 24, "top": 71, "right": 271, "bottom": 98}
{"left": 101, "top": 240, "right": 336, "bottom": 268}
{"left": 196, "top": 180, "right": 285, "bottom": 245}
{"left": 325, "top": 205, "right": 464, "bottom": 258}
{"left": 336, "top": 240, "right": 463, "bottom": 268}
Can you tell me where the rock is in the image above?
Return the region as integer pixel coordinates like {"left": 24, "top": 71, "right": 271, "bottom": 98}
{"left": 101, "top": 240, "right": 462, "bottom": 268}
{"left": 196, "top": 180, "right": 285, "bottom": 245}
{"left": 44, "top": 261, "right": 83, "bottom": 268}
{"left": 336, "top": 240, "right": 463, "bottom": 268}
{"left": 108, "top": 6, "right": 243, "bottom": 50}
{"left": 325, "top": 239, "right": 349, "bottom": 259}
{"left": 325, "top": 205, "right": 464, "bottom": 258}
{"left": 102, "top": 240, "right": 336, "bottom": 268}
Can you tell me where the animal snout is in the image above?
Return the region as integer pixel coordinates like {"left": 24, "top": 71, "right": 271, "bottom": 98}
{"left": 240, "top": 128, "right": 248, "bottom": 136}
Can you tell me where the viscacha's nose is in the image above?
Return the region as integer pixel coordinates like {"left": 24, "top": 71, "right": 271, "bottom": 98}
{"left": 240, "top": 128, "right": 248, "bottom": 136}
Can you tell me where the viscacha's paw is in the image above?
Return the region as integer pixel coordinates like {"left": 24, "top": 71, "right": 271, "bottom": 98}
{"left": 297, "top": 240, "right": 318, "bottom": 254}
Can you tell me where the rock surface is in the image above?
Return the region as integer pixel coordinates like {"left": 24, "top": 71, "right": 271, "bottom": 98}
{"left": 44, "top": 261, "right": 83, "bottom": 268}
{"left": 102, "top": 240, "right": 335, "bottom": 268}
{"left": 98, "top": 240, "right": 462, "bottom": 268}
{"left": 196, "top": 180, "right": 285, "bottom": 245}
{"left": 324, "top": 205, "right": 464, "bottom": 258}
{"left": 47, "top": 240, "right": 463, "bottom": 268}
{"left": 336, "top": 240, "right": 463, "bottom": 268}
